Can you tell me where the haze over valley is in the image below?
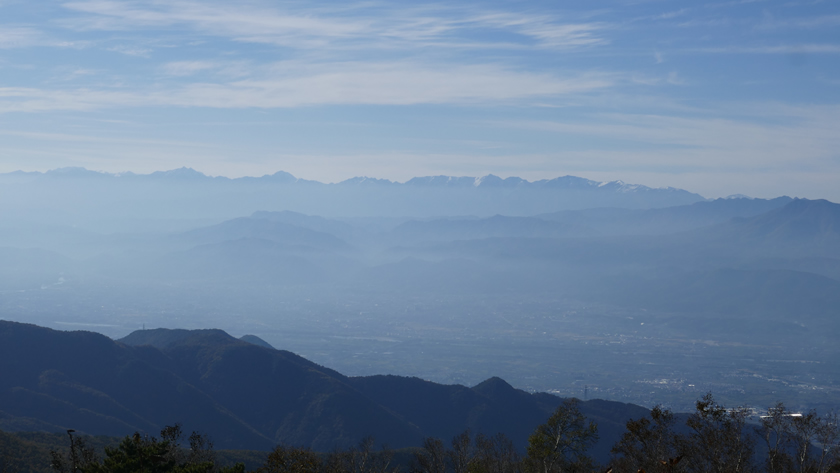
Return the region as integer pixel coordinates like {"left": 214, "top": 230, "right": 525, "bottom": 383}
{"left": 2, "top": 168, "right": 838, "bottom": 416}
{"left": 2, "top": 1, "right": 840, "bottom": 470}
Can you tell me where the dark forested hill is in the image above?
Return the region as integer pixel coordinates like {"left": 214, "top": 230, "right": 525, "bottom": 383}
{"left": 0, "top": 430, "right": 54, "bottom": 473}
{"left": 0, "top": 321, "right": 647, "bottom": 458}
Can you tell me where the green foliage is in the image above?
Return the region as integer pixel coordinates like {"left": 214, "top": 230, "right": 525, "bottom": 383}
{"left": 258, "top": 446, "right": 320, "bottom": 473}
{"left": 7, "top": 393, "right": 840, "bottom": 473}
{"left": 610, "top": 394, "right": 840, "bottom": 473}
{"left": 610, "top": 394, "right": 754, "bottom": 473}
{"left": 88, "top": 433, "right": 181, "bottom": 473}
{"left": 257, "top": 437, "right": 398, "bottom": 473}
{"left": 49, "top": 425, "right": 244, "bottom": 473}
{"left": 0, "top": 429, "right": 57, "bottom": 473}
{"left": 525, "top": 400, "right": 598, "bottom": 473}
{"left": 610, "top": 405, "right": 683, "bottom": 473}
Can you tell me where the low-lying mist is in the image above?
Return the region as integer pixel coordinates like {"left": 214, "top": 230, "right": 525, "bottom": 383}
{"left": 2, "top": 169, "right": 838, "bottom": 414}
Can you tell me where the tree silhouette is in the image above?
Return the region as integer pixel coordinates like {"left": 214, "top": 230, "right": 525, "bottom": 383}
{"left": 610, "top": 405, "right": 683, "bottom": 473}
{"left": 525, "top": 399, "right": 598, "bottom": 473}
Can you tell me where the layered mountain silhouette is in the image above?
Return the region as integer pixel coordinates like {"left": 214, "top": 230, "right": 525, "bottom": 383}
{"left": 538, "top": 196, "right": 793, "bottom": 236}
{"left": 0, "top": 321, "right": 647, "bottom": 460}
{"left": 2, "top": 197, "right": 838, "bottom": 313}
{"left": 0, "top": 168, "right": 696, "bottom": 195}
{"left": 413, "top": 198, "right": 840, "bottom": 265}
{"left": 703, "top": 198, "right": 840, "bottom": 256}
{"left": 0, "top": 168, "right": 704, "bottom": 230}
{"left": 376, "top": 196, "right": 797, "bottom": 244}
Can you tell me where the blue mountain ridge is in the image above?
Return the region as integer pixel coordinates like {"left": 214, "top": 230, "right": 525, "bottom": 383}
{"left": 1, "top": 167, "right": 702, "bottom": 197}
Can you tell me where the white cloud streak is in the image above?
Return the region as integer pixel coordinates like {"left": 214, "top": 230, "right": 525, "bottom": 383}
{"left": 159, "top": 60, "right": 253, "bottom": 78}
{"left": 160, "top": 60, "right": 221, "bottom": 76}
{"left": 698, "top": 44, "right": 840, "bottom": 54}
{"left": 500, "top": 105, "right": 840, "bottom": 172}
{"left": 59, "top": 0, "right": 608, "bottom": 50}
{"left": 0, "top": 26, "right": 46, "bottom": 48}
{"left": 0, "top": 63, "right": 613, "bottom": 112}
{"left": 756, "top": 14, "right": 840, "bottom": 30}
{"left": 0, "top": 129, "right": 213, "bottom": 147}
{"left": 106, "top": 44, "right": 151, "bottom": 56}
{"left": 464, "top": 13, "right": 607, "bottom": 48}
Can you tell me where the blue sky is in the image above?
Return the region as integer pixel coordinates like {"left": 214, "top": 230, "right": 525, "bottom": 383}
{"left": 0, "top": 0, "right": 838, "bottom": 199}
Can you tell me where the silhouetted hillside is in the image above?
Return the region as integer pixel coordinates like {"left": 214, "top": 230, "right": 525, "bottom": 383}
{"left": 0, "top": 430, "right": 55, "bottom": 473}
{"left": 0, "top": 321, "right": 649, "bottom": 460}
{"left": 119, "top": 328, "right": 233, "bottom": 350}
{"left": 239, "top": 335, "right": 275, "bottom": 350}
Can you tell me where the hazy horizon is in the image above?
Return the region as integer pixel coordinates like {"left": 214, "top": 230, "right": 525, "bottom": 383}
{"left": 1, "top": 0, "right": 838, "bottom": 200}
{"left": 0, "top": 165, "right": 713, "bottom": 194}
{"left": 6, "top": 166, "right": 839, "bottom": 204}
{"left": 2, "top": 1, "right": 840, "bottom": 462}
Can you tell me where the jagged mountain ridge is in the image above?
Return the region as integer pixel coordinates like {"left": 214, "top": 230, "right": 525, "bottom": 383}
{"left": 0, "top": 168, "right": 707, "bottom": 230}
{"left": 0, "top": 168, "right": 706, "bottom": 230}
{"left": 0, "top": 167, "right": 698, "bottom": 194}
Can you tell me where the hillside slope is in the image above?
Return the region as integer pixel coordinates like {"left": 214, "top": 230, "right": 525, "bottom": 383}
{"left": 0, "top": 321, "right": 647, "bottom": 458}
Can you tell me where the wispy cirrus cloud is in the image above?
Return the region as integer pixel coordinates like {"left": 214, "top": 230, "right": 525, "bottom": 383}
{"left": 0, "top": 0, "right": 836, "bottom": 200}
{"left": 2, "top": 2, "right": 614, "bottom": 113}
{"left": 0, "top": 26, "right": 47, "bottom": 48}
{"left": 160, "top": 60, "right": 224, "bottom": 77}
{"left": 755, "top": 14, "right": 840, "bottom": 29}
{"left": 655, "top": 9, "right": 689, "bottom": 20}
{"left": 462, "top": 13, "right": 607, "bottom": 48}
{"left": 696, "top": 44, "right": 840, "bottom": 54}
{"left": 499, "top": 103, "right": 840, "bottom": 171}
{"left": 0, "top": 129, "right": 213, "bottom": 148}
{"left": 0, "top": 62, "right": 613, "bottom": 112}
{"left": 60, "top": 0, "right": 367, "bottom": 47}
{"left": 0, "top": 86, "right": 147, "bottom": 112}
{"left": 58, "top": 1, "right": 609, "bottom": 51}
{"left": 159, "top": 60, "right": 253, "bottom": 78}
{"left": 106, "top": 44, "right": 151, "bottom": 56}
{"left": 0, "top": 24, "right": 92, "bottom": 50}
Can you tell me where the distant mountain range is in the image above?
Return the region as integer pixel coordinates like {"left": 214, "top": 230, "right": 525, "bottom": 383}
{"left": 2, "top": 197, "right": 839, "bottom": 323}
{"left": 388, "top": 196, "right": 798, "bottom": 242}
{"left": 707, "top": 198, "right": 840, "bottom": 253}
{"left": 0, "top": 321, "right": 648, "bottom": 461}
{"left": 0, "top": 168, "right": 705, "bottom": 230}
{"left": 2, "top": 177, "right": 839, "bottom": 419}
{"left": 0, "top": 167, "right": 698, "bottom": 194}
